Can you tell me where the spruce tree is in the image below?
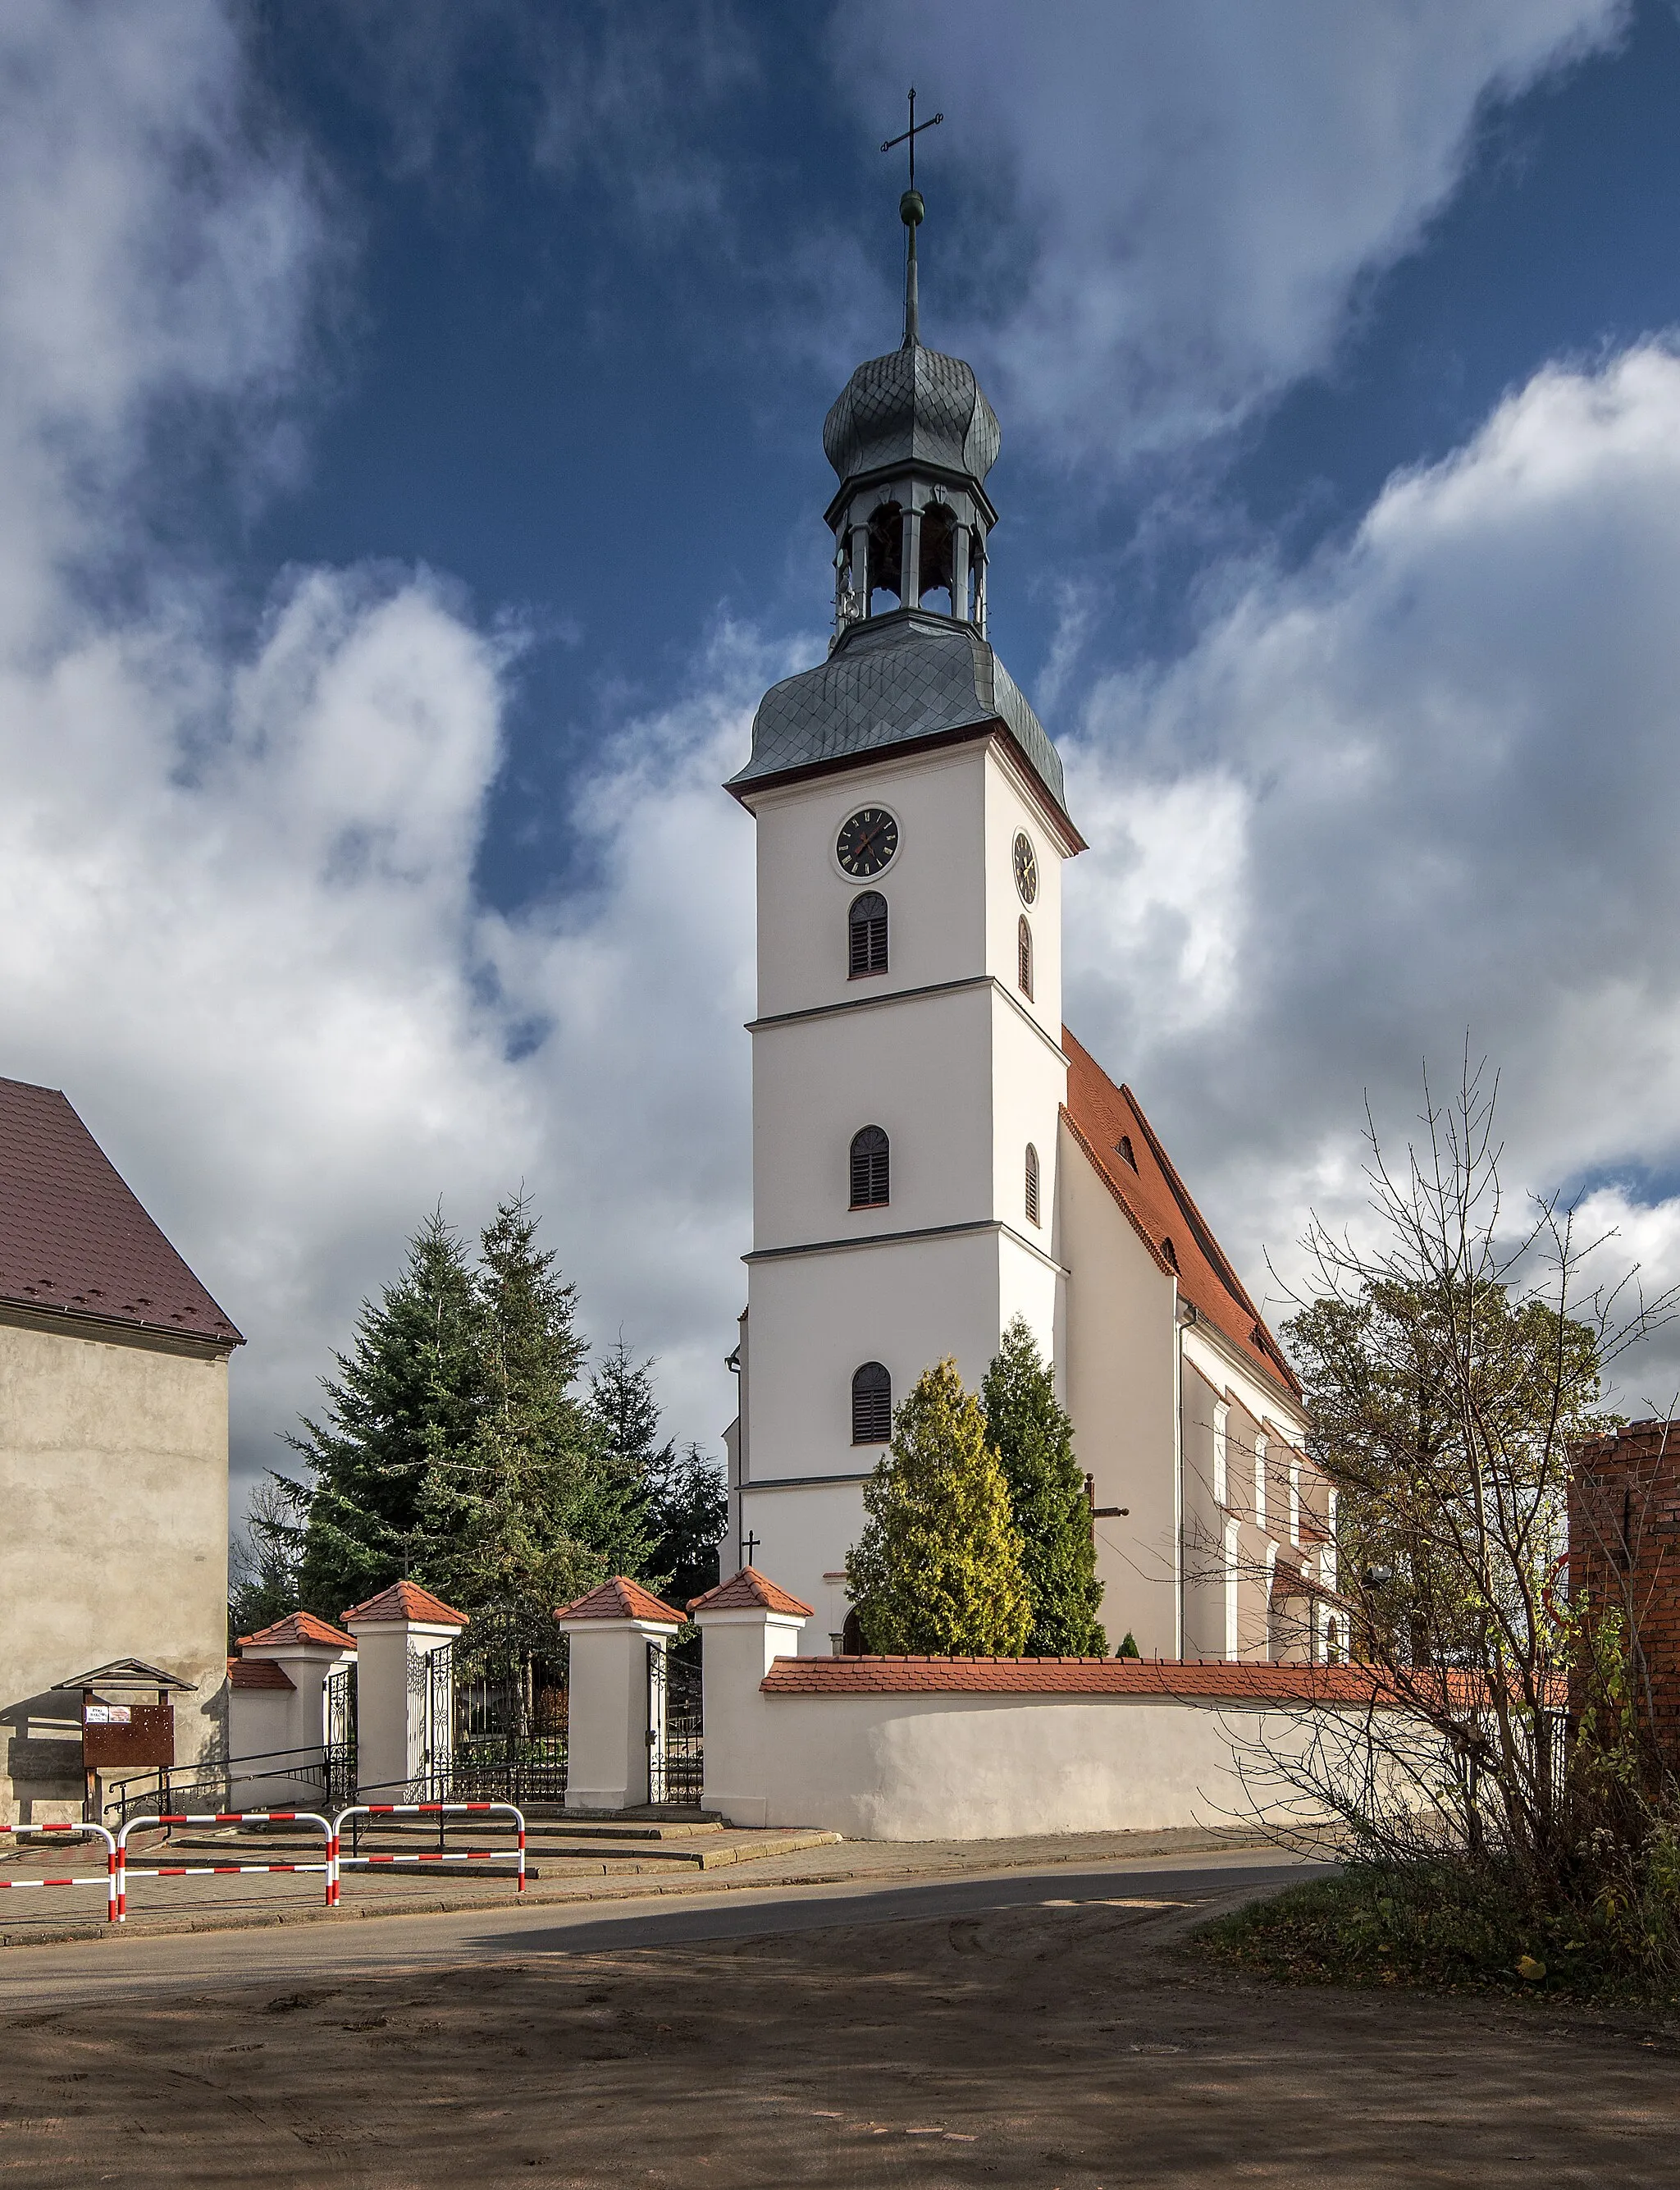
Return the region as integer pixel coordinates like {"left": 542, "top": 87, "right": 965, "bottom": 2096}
{"left": 982, "top": 1316, "right": 1107, "bottom": 1656}
{"left": 285, "top": 1212, "right": 480, "bottom": 1621}
{"left": 846, "top": 1358, "right": 1031, "bottom": 1655}
{"left": 417, "top": 1194, "right": 654, "bottom": 1666}
{"left": 586, "top": 1342, "right": 725, "bottom": 1608}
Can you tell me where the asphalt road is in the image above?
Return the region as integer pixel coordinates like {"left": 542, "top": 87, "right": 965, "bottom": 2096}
{"left": 0, "top": 1845, "right": 1312, "bottom": 2009}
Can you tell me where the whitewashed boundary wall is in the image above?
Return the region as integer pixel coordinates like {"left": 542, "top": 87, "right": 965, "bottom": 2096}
{"left": 695, "top": 1577, "right": 1413, "bottom": 1840}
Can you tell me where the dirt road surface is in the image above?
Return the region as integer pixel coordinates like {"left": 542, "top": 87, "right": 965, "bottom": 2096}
{"left": 2, "top": 1852, "right": 1676, "bottom": 2188}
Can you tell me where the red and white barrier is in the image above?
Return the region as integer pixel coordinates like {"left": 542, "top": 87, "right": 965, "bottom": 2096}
{"left": 331, "top": 1802, "right": 526, "bottom": 1903}
{"left": 116, "top": 1810, "right": 333, "bottom": 1921}
{"left": 0, "top": 1822, "right": 118, "bottom": 1924}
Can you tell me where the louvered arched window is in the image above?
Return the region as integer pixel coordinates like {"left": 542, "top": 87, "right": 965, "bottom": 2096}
{"left": 1025, "top": 1142, "right": 1040, "bottom": 1227}
{"left": 1017, "top": 914, "right": 1034, "bottom": 999}
{"left": 851, "top": 1360, "right": 892, "bottom": 1445}
{"left": 849, "top": 1125, "right": 889, "bottom": 1209}
{"left": 848, "top": 891, "right": 888, "bottom": 977}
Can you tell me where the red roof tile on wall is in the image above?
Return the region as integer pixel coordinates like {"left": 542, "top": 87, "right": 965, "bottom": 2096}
{"left": 688, "top": 1567, "right": 815, "bottom": 1617}
{"left": 227, "top": 1656, "right": 294, "bottom": 1691}
{"left": 342, "top": 1580, "right": 466, "bottom": 1627}
{"left": 555, "top": 1576, "right": 685, "bottom": 1625}
{"left": 760, "top": 1656, "right": 1388, "bottom": 1700}
{"left": 0, "top": 1077, "right": 242, "bottom": 1346}
{"left": 239, "top": 1611, "right": 356, "bottom": 1650}
{"left": 1061, "top": 1032, "right": 1300, "bottom": 1404}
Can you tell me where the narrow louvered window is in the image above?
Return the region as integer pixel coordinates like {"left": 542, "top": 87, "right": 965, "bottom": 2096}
{"left": 851, "top": 1361, "right": 892, "bottom": 1445}
{"left": 849, "top": 1125, "right": 889, "bottom": 1209}
{"left": 1025, "top": 1142, "right": 1040, "bottom": 1227}
{"left": 1018, "top": 914, "right": 1033, "bottom": 999}
{"left": 848, "top": 891, "right": 888, "bottom": 976}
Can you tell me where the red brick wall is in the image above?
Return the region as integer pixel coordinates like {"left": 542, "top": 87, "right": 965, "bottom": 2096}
{"left": 1569, "top": 1418, "right": 1680, "bottom": 1760}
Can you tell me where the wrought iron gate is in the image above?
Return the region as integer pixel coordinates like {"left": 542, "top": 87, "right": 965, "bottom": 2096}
{"left": 325, "top": 1666, "right": 357, "bottom": 1809}
{"left": 646, "top": 1641, "right": 702, "bottom": 1807}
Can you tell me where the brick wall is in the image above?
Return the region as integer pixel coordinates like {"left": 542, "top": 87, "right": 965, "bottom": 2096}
{"left": 1569, "top": 1418, "right": 1680, "bottom": 1759}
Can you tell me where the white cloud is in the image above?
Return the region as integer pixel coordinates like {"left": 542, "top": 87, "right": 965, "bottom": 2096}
{"left": 1063, "top": 341, "right": 1680, "bottom": 1406}
{"left": 0, "top": 0, "right": 780, "bottom": 1504}
{"left": 833, "top": 0, "right": 1625, "bottom": 461}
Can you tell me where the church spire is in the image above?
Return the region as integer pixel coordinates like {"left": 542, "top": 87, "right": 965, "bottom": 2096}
{"left": 881, "top": 87, "right": 939, "bottom": 351}
{"left": 901, "top": 188, "right": 922, "bottom": 350}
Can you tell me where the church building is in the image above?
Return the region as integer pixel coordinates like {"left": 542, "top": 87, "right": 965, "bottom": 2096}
{"left": 721, "top": 180, "right": 1336, "bottom": 1665}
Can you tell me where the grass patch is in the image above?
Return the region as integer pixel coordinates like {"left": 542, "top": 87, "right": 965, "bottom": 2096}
{"left": 1193, "top": 1860, "right": 1680, "bottom": 2009}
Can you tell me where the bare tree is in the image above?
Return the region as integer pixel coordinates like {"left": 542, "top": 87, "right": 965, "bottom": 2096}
{"left": 1253, "top": 1054, "right": 1678, "bottom": 1891}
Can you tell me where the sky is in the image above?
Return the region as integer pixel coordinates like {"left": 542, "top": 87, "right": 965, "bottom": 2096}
{"left": 9, "top": 0, "right": 1680, "bottom": 1513}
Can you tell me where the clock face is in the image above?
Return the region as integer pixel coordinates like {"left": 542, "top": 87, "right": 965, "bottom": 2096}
{"left": 836, "top": 807, "right": 899, "bottom": 878}
{"left": 1013, "top": 830, "right": 1039, "bottom": 906}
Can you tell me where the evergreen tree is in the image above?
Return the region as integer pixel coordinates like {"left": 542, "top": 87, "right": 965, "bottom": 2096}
{"left": 982, "top": 1316, "right": 1107, "bottom": 1655}
{"left": 228, "top": 1477, "right": 304, "bottom": 1646}
{"left": 417, "top": 1194, "right": 654, "bottom": 1665}
{"left": 846, "top": 1358, "right": 1031, "bottom": 1655}
{"left": 646, "top": 1442, "right": 728, "bottom": 1612}
{"left": 285, "top": 1212, "right": 479, "bottom": 1621}
{"left": 586, "top": 1341, "right": 726, "bottom": 1608}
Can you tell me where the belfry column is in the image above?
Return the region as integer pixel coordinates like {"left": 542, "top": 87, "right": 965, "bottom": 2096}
{"left": 901, "top": 505, "right": 923, "bottom": 610}
{"left": 850, "top": 520, "right": 870, "bottom": 614}
{"left": 951, "top": 523, "right": 970, "bottom": 623}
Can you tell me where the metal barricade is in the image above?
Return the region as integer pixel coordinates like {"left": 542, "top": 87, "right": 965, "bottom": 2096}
{"left": 0, "top": 1822, "right": 118, "bottom": 1924}
{"left": 331, "top": 1802, "right": 526, "bottom": 1903}
{"left": 116, "top": 1810, "right": 333, "bottom": 1921}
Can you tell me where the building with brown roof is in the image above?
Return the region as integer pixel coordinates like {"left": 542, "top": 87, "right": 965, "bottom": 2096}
{"left": 721, "top": 214, "right": 1333, "bottom": 1662}
{"left": 0, "top": 1076, "right": 242, "bottom": 1822}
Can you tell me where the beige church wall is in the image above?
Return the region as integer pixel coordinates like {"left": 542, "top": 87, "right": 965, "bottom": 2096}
{"left": 706, "top": 1677, "right": 1373, "bottom": 1840}
{"left": 1057, "top": 1123, "right": 1181, "bottom": 1657}
{"left": 1180, "top": 1356, "right": 1227, "bottom": 1661}
{"left": 752, "top": 983, "right": 996, "bottom": 1246}
{"left": 0, "top": 1310, "right": 230, "bottom": 1824}
{"left": 750, "top": 746, "right": 988, "bottom": 1023}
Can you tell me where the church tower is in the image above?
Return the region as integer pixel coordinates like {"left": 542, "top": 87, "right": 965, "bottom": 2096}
{"left": 723, "top": 178, "right": 1084, "bottom": 1648}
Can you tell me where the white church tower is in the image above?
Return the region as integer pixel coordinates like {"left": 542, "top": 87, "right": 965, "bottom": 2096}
{"left": 722, "top": 180, "right": 1084, "bottom": 1648}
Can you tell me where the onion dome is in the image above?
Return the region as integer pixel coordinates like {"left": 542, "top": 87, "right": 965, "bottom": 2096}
{"left": 822, "top": 345, "right": 1001, "bottom": 494}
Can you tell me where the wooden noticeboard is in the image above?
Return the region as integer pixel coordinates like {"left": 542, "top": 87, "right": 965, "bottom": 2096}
{"left": 81, "top": 1702, "right": 175, "bottom": 1769}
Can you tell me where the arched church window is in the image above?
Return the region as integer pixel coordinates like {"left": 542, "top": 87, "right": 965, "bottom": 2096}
{"left": 851, "top": 1361, "right": 892, "bottom": 1446}
{"left": 1025, "top": 1143, "right": 1040, "bottom": 1227}
{"left": 1017, "top": 915, "right": 1034, "bottom": 999}
{"left": 849, "top": 1126, "right": 890, "bottom": 1209}
{"left": 848, "top": 891, "right": 888, "bottom": 977}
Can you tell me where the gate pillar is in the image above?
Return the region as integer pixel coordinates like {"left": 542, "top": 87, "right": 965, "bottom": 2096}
{"left": 555, "top": 1578, "right": 685, "bottom": 1813}
{"left": 341, "top": 1580, "right": 466, "bottom": 1802}
{"left": 687, "top": 1569, "right": 812, "bottom": 1828}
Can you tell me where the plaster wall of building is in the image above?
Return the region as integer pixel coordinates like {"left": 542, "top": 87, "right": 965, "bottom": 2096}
{"left": 0, "top": 1307, "right": 230, "bottom": 1822}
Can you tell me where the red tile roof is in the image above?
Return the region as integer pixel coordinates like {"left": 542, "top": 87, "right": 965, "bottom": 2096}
{"left": 688, "top": 1567, "right": 814, "bottom": 1618}
{"left": 760, "top": 1656, "right": 1390, "bottom": 1700}
{"left": 555, "top": 1576, "right": 685, "bottom": 1625}
{"left": 239, "top": 1611, "right": 356, "bottom": 1650}
{"left": 226, "top": 1655, "right": 294, "bottom": 1691}
{"left": 0, "top": 1077, "right": 242, "bottom": 1347}
{"left": 1061, "top": 1031, "right": 1301, "bottom": 1404}
{"left": 341, "top": 1579, "right": 466, "bottom": 1627}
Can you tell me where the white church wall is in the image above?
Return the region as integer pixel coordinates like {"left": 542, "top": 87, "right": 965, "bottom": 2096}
{"left": 735, "top": 1479, "right": 867, "bottom": 1652}
{"left": 707, "top": 1676, "right": 1370, "bottom": 1840}
{"left": 987, "top": 988, "right": 1068, "bottom": 1245}
{"left": 1057, "top": 1122, "right": 1181, "bottom": 1657}
{"left": 1180, "top": 1322, "right": 1306, "bottom": 1454}
{"left": 982, "top": 740, "right": 1066, "bottom": 1044}
{"left": 751, "top": 985, "right": 994, "bottom": 1246}
{"left": 750, "top": 747, "right": 988, "bottom": 1023}
{"left": 1180, "top": 1356, "right": 1226, "bottom": 1661}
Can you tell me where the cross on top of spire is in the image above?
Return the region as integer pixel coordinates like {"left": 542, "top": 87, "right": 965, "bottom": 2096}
{"left": 881, "top": 85, "right": 942, "bottom": 194}
{"left": 881, "top": 87, "right": 941, "bottom": 349}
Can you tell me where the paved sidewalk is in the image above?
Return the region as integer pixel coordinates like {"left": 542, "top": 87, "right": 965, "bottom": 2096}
{"left": 0, "top": 1822, "right": 1272, "bottom": 1947}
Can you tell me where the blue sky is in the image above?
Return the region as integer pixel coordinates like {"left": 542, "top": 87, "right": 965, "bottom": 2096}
{"left": 9, "top": 0, "right": 1680, "bottom": 1504}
